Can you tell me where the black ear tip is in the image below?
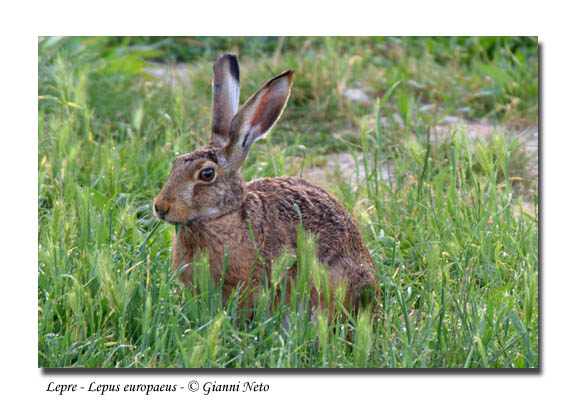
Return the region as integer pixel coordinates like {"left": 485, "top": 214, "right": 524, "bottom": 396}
{"left": 265, "top": 69, "right": 295, "bottom": 87}
{"left": 228, "top": 55, "right": 240, "bottom": 82}
{"left": 213, "top": 54, "right": 240, "bottom": 82}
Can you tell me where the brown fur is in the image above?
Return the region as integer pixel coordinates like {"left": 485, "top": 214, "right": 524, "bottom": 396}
{"left": 153, "top": 54, "right": 380, "bottom": 318}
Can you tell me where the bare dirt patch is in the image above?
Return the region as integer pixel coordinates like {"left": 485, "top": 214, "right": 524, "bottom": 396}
{"left": 431, "top": 117, "right": 538, "bottom": 180}
{"left": 301, "top": 152, "right": 392, "bottom": 190}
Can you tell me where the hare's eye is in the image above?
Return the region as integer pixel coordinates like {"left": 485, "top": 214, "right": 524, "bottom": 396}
{"left": 199, "top": 168, "right": 215, "bottom": 182}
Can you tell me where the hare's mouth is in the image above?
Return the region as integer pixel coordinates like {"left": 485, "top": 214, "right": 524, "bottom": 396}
{"left": 156, "top": 214, "right": 182, "bottom": 225}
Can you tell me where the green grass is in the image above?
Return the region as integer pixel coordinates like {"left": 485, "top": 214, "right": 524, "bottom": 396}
{"left": 38, "top": 36, "right": 538, "bottom": 368}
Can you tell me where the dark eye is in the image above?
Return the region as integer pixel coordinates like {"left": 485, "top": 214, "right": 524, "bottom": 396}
{"left": 199, "top": 168, "right": 215, "bottom": 182}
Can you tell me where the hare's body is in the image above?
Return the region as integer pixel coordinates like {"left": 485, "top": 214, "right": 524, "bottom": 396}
{"left": 154, "top": 54, "right": 379, "bottom": 315}
{"left": 173, "top": 174, "right": 378, "bottom": 308}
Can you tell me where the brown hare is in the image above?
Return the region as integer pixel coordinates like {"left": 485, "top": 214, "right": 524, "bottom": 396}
{"left": 153, "top": 54, "right": 379, "bottom": 316}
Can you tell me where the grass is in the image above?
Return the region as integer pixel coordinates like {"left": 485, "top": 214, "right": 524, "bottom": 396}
{"left": 38, "top": 36, "right": 538, "bottom": 368}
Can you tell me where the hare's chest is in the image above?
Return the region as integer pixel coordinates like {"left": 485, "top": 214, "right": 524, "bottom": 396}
{"left": 172, "top": 219, "right": 261, "bottom": 286}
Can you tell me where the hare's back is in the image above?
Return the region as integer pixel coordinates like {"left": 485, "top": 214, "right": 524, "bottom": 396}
{"left": 246, "top": 177, "right": 352, "bottom": 232}
{"left": 245, "top": 177, "right": 376, "bottom": 281}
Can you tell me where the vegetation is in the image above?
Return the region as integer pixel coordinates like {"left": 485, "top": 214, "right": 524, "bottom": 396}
{"left": 38, "top": 36, "right": 538, "bottom": 368}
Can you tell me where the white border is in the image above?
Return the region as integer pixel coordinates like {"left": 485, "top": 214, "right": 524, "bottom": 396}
{"left": 3, "top": 0, "right": 575, "bottom": 401}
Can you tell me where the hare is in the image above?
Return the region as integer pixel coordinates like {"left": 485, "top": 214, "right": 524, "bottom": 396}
{"left": 153, "top": 54, "right": 380, "bottom": 315}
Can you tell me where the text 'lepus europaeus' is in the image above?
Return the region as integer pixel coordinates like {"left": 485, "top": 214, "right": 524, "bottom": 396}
{"left": 153, "top": 54, "right": 379, "bottom": 315}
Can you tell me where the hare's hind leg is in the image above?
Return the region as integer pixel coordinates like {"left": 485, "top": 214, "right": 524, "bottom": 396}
{"left": 326, "top": 256, "right": 381, "bottom": 311}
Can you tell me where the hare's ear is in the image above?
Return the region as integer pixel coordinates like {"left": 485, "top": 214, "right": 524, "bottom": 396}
{"left": 223, "top": 69, "right": 294, "bottom": 172}
{"left": 211, "top": 54, "right": 240, "bottom": 147}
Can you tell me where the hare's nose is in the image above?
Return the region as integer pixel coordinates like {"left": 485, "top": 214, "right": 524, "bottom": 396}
{"left": 153, "top": 200, "right": 170, "bottom": 220}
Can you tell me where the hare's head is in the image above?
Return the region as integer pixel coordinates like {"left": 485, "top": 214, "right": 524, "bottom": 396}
{"left": 153, "top": 54, "right": 294, "bottom": 224}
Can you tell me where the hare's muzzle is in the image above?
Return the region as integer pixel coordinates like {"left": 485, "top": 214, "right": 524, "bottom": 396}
{"left": 153, "top": 197, "right": 170, "bottom": 220}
